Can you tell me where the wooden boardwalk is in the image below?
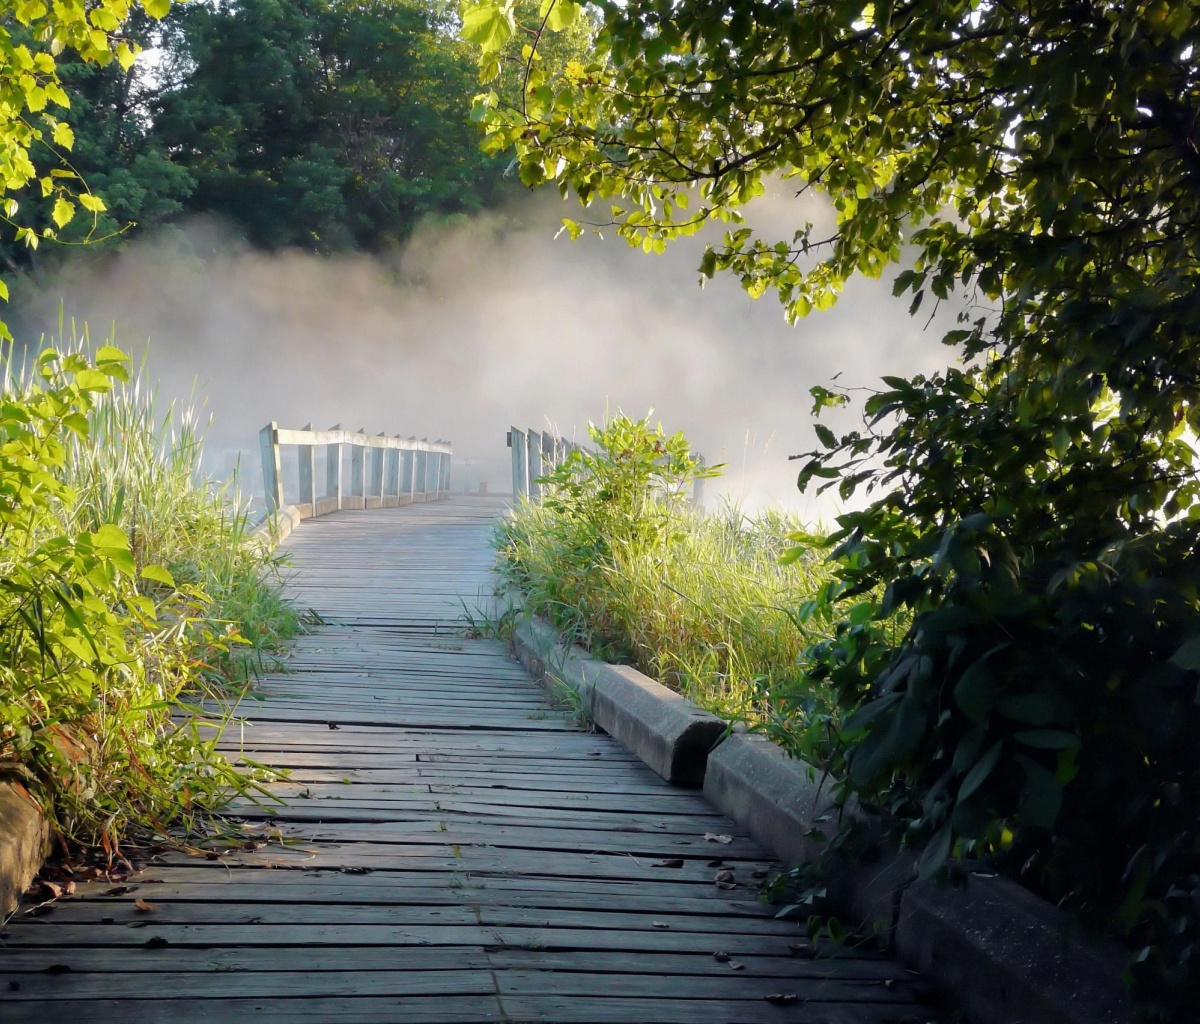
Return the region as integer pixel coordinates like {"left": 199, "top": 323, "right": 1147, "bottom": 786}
{"left": 1, "top": 497, "right": 934, "bottom": 1023}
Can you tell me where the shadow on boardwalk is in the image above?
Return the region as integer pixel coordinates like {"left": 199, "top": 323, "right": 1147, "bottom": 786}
{"left": 0, "top": 497, "right": 937, "bottom": 1024}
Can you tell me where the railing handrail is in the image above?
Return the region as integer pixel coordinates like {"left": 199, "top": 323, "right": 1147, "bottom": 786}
{"left": 260, "top": 421, "right": 453, "bottom": 520}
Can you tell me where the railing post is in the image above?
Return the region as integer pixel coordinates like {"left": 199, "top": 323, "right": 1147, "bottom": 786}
{"left": 369, "top": 432, "right": 385, "bottom": 507}
{"left": 327, "top": 423, "right": 343, "bottom": 512}
{"left": 298, "top": 422, "right": 315, "bottom": 516}
{"left": 509, "top": 427, "right": 527, "bottom": 498}
{"left": 387, "top": 436, "right": 401, "bottom": 504}
{"left": 350, "top": 428, "right": 365, "bottom": 507}
{"left": 440, "top": 447, "right": 451, "bottom": 497}
{"left": 406, "top": 437, "right": 418, "bottom": 503}
{"left": 259, "top": 422, "right": 283, "bottom": 515}
{"left": 527, "top": 429, "right": 542, "bottom": 503}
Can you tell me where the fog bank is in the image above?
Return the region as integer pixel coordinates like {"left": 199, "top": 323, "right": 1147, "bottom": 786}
{"left": 12, "top": 188, "right": 957, "bottom": 521}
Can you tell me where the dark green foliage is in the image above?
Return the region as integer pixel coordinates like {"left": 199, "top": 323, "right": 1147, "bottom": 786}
{"left": 2, "top": 0, "right": 512, "bottom": 272}
{"left": 460, "top": 0, "right": 1200, "bottom": 1013}
{"left": 152, "top": 0, "right": 510, "bottom": 251}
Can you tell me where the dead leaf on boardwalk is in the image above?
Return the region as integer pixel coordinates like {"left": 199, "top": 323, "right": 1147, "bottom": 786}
{"left": 651, "top": 921, "right": 670, "bottom": 929}
{"left": 714, "top": 868, "right": 737, "bottom": 888}
{"left": 703, "top": 833, "right": 733, "bottom": 844}
{"left": 134, "top": 899, "right": 158, "bottom": 912}
{"left": 764, "top": 992, "right": 799, "bottom": 1005}
{"left": 652, "top": 858, "right": 684, "bottom": 868}
{"left": 144, "top": 936, "right": 169, "bottom": 949}
{"left": 713, "top": 951, "right": 731, "bottom": 963}
{"left": 728, "top": 961, "right": 745, "bottom": 971}
{"left": 101, "top": 886, "right": 138, "bottom": 897}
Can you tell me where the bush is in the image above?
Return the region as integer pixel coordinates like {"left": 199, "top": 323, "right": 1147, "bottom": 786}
{"left": 0, "top": 341, "right": 295, "bottom": 851}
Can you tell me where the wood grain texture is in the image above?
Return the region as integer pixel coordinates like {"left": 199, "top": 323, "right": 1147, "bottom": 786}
{"left": 1, "top": 497, "right": 938, "bottom": 1023}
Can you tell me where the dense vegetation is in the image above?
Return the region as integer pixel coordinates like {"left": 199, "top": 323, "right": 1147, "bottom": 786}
{"left": 0, "top": 339, "right": 297, "bottom": 851}
{"left": 496, "top": 416, "right": 845, "bottom": 738}
{"left": 0, "top": 0, "right": 515, "bottom": 277}
{"left": 464, "top": 0, "right": 1200, "bottom": 1012}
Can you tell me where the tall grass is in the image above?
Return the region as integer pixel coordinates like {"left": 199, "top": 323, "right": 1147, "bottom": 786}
{"left": 493, "top": 415, "right": 841, "bottom": 755}
{"left": 0, "top": 331, "right": 297, "bottom": 851}
{"left": 61, "top": 361, "right": 299, "bottom": 684}
{"left": 498, "top": 499, "right": 836, "bottom": 723}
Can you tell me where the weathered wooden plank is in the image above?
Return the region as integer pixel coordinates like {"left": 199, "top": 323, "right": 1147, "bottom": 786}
{"left": 7, "top": 497, "right": 940, "bottom": 1024}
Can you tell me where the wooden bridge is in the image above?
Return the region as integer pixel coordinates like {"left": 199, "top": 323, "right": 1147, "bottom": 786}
{"left": 1, "top": 494, "right": 937, "bottom": 1023}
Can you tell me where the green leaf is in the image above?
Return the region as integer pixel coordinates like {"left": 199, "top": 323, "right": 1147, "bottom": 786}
{"left": 1017, "top": 756, "right": 1062, "bottom": 829}
{"left": 958, "top": 739, "right": 1003, "bottom": 801}
{"left": 91, "top": 523, "right": 129, "bottom": 550}
{"left": 140, "top": 564, "right": 176, "bottom": 588}
{"left": 541, "top": 0, "right": 580, "bottom": 31}
{"left": 460, "top": 2, "right": 514, "bottom": 52}
{"left": 143, "top": 0, "right": 171, "bottom": 18}
{"left": 51, "top": 196, "right": 75, "bottom": 229}
{"left": 918, "top": 821, "right": 954, "bottom": 879}
{"left": 1014, "top": 729, "right": 1080, "bottom": 750}
{"left": 73, "top": 368, "right": 112, "bottom": 392}
{"left": 1169, "top": 636, "right": 1200, "bottom": 672}
{"left": 954, "top": 655, "right": 996, "bottom": 720}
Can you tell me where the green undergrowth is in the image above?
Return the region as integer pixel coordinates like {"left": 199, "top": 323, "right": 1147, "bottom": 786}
{"left": 0, "top": 333, "right": 298, "bottom": 854}
{"left": 492, "top": 414, "right": 843, "bottom": 759}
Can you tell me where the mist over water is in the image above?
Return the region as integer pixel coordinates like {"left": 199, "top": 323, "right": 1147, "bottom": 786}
{"left": 11, "top": 187, "right": 956, "bottom": 521}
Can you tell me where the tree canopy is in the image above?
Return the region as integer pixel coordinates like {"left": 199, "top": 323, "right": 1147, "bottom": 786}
{"left": 0, "top": 0, "right": 515, "bottom": 280}
{"left": 462, "top": 0, "right": 1200, "bottom": 1010}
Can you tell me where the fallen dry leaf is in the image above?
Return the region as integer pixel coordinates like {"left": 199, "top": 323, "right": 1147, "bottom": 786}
{"left": 764, "top": 992, "right": 799, "bottom": 1005}
{"left": 703, "top": 833, "right": 734, "bottom": 844}
{"left": 651, "top": 921, "right": 670, "bottom": 929}
{"left": 712, "top": 951, "right": 731, "bottom": 963}
{"left": 133, "top": 899, "right": 158, "bottom": 913}
{"left": 728, "top": 960, "right": 745, "bottom": 971}
{"left": 652, "top": 858, "right": 684, "bottom": 869}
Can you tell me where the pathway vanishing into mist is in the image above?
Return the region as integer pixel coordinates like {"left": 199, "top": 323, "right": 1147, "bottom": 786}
{"left": 1, "top": 497, "right": 934, "bottom": 1023}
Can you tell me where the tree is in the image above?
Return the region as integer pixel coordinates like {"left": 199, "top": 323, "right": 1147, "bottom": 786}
{"left": 0, "top": 0, "right": 177, "bottom": 333}
{"left": 152, "top": 0, "right": 511, "bottom": 252}
{"left": 461, "top": 0, "right": 1200, "bottom": 1011}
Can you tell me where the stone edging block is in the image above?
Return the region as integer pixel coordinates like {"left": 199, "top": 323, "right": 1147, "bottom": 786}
{"left": 509, "top": 610, "right": 1133, "bottom": 1024}
{"left": 0, "top": 781, "right": 49, "bottom": 916}
{"left": 511, "top": 616, "right": 726, "bottom": 787}
{"left": 897, "top": 872, "right": 1133, "bottom": 1024}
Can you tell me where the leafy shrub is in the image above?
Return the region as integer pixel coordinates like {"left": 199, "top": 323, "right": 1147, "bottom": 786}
{"left": 793, "top": 369, "right": 1200, "bottom": 1016}
{"left": 0, "top": 343, "right": 293, "bottom": 850}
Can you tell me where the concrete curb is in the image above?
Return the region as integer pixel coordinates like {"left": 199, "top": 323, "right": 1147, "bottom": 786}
{"left": 896, "top": 873, "right": 1133, "bottom": 1024}
{"left": 0, "top": 781, "right": 49, "bottom": 917}
{"left": 510, "top": 616, "right": 727, "bottom": 787}
{"left": 510, "top": 612, "right": 1133, "bottom": 1024}
{"left": 703, "top": 728, "right": 1132, "bottom": 1024}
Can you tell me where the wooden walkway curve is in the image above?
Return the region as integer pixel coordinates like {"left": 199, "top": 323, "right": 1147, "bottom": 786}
{"left": 1, "top": 497, "right": 936, "bottom": 1023}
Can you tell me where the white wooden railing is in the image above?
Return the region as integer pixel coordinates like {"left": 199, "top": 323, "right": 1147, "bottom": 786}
{"left": 260, "top": 422, "right": 452, "bottom": 519}
{"left": 506, "top": 425, "right": 706, "bottom": 507}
